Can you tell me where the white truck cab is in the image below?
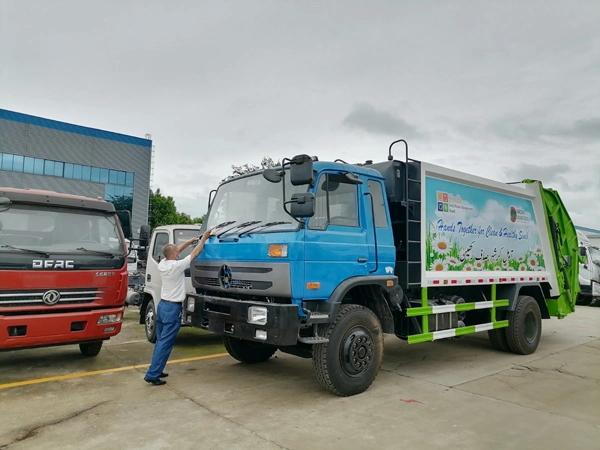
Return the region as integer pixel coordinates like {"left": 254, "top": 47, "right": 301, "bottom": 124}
{"left": 126, "top": 224, "right": 201, "bottom": 342}
{"left": 577, "top": 230, "right": 600, "bottom": 305}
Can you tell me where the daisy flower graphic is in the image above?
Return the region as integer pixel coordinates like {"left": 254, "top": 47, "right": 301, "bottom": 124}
{"left": 507, "top": 267, "right": 515, "bottom": 271}
{"left": 517, "top": 256, "right": 524, "bottom": 262}
{"left": 502, "top": 261, "right": 509, "bottom": 269}
{"left": 531, "top": 245, "right": 543, "bottom": 254}
{"left": 432, "top": 236, "right": 451, "bottom": 255}
{"left": 447, "top": 257, "right": 460, "bottom": 267}
{"left": 474, "top": 260, "right": 485, "bottom": 271}
{"left": 494, "top": 266, "right": 502, "bottom": 271}
{"left": 463, "top": 263, "right": 474, "bottom": 271}
{"left": 430, "top": 259, "right": 448, "bottom": 271}
{"left": 518, "top": 263, "right": 527, "bottom": 271}
{"left": 527, "top": 257, "right": 538, "bottom": 270}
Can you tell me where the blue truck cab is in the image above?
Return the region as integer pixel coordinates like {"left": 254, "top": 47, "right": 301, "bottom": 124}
{"left": 186, "top": 144, "right": 579, "bottom": 396}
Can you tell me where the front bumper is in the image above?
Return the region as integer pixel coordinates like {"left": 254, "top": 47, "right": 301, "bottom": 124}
{"left": 187, "top": 294, "right": 300, "bottom": 346}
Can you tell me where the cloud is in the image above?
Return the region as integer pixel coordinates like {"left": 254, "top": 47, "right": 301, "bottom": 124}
{"left": 342, "top": 103, "right": 423, "bottom": 138}
{"left": 487, "top": 116, "right": 600, "bottom": 144}
{"left": 505, "top": 163, "right": 571, "bottom": 185}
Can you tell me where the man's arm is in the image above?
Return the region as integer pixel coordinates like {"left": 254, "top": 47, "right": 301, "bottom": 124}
{"left": 189, "top": 230, "right": 212, "bottom": 261}
{"left": 177, "top": 237, "right": 197, "bottom": 254}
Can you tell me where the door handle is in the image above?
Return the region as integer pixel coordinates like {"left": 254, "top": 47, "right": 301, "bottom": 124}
{"left": 357, "top": 258, "right": 367, "bottom": 263}
{"left": 147, "top": 274, "right": 151, "bottom": 282}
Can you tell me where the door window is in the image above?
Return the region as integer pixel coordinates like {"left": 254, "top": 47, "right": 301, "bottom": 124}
{"left": 309, "top": 174, "right": 359, "bottom": 230}
{"left": 367, "top": 180, "right": 388, "bottom": 228}
{"left": 152, "top": 232, "right": 170, "bottom": 262}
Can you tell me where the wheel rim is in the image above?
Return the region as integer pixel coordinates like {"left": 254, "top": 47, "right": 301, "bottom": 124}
{"left": 340, "top": 327, "right": 374, "bottom": 376}
{"left": 146, "top": 308, "right": 155, "bottom": 336}
{"left": 524, "top": 310, "right": 538, "bottom": 343}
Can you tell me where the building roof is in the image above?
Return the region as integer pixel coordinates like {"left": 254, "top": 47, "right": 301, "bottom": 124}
{"left": 0, "top": 108, "right": 152, "bottom": 148}
{"left": 575, "top": 225, "right": 600, "bottom": 236}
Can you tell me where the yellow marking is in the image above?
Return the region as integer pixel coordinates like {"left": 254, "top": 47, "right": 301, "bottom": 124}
{"left": 0, "top": 352, "right": 229, "bottom": 390}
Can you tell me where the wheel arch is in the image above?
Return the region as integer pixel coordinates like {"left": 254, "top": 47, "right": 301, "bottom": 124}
{"left": 496, "top": 283, "right": 550, "bottom": 319}
{"left": 316, "top": 276, "right": 401, "bottom": 334}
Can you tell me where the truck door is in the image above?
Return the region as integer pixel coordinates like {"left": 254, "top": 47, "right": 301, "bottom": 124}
{"left": 146, "top": 231, "right": 170, "bottom": 297}
{"left": 364, "top": 179, "right": 395, "bottom": 275}
{"left": 304, "top": 172, "right": 369, "bottom": 300}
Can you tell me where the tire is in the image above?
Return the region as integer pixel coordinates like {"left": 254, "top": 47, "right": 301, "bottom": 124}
{"left": 79, "top": 341, "right": 103, "bottom": 357}
{"left": 223, "top": 336, "right": 277, "bottom": 364}
{"left": 506, "top": 295, "right": 542, "bottom": 355}
{"left": 488, "top": 310, "right": 510, "bottom": 352}
{"left": 576, "top": 294, "right": 593, "bottom": 306}
{"left": 312, "top": 304, "right": 383, "bottom": 397}
{"left": 145, "top": 300, "right": 157, "bottom": 343}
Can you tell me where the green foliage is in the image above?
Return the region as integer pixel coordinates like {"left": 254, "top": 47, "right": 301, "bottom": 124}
{"left": 149, "top": 189, "right": 204, "bottom": 229}
{"left": 223, "top": 156, "right": 281, "bottom": 182}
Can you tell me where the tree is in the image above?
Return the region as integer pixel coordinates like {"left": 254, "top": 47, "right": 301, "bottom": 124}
{"left": 224, "top": 156, "right": 280, "bottom": 181}
{"left": 148, "top": 189, "right": 205, "bottom": 229}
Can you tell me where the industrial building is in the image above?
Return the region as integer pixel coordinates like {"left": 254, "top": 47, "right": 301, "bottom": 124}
{"left": 0, "top": 108, "right": 152, "bottom": 234}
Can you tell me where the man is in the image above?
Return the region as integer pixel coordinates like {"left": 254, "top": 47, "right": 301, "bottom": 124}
{"left": 144, "top": 229, "right": 212, "bottom": 385}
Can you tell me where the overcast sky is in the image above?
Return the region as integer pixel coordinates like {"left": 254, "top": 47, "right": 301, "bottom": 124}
{"left": 1, "top": 0, "right": 599, "bottom": 228}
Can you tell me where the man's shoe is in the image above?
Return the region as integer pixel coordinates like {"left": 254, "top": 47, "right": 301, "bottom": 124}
{"left": 144, "top": 377, "right": 166, "bottom": 386}
{"left": 159, "top": 372, "right": 169, "bottom": 378}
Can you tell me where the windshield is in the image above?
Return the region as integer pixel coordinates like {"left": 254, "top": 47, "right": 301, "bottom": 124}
{"left": 0, "top": 204, "right": 125, "bottom": 255}
{"left": 589, "top": 247, "right": 600, "bottom": 266}
{"left": 205, "top": 171, "right": 308, "bottom": 233}
{"left": 174, "top": 228, "right": 201, "bottom": 258}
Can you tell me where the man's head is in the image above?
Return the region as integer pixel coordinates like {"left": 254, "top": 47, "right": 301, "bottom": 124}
{"left": 162, "top": 243, "right": 179, "bottom": 260}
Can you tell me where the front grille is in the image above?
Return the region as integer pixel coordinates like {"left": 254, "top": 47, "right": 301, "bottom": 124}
{"left": 0, "top": 288, "right": 104, "bottom": 307}
{"left": 195, "top": 277, "right": 270, "bottom": 291}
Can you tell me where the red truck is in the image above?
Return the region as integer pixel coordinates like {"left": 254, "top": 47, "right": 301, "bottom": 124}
{"left": 0, "top": 188, "right": 130, "bottom": 356}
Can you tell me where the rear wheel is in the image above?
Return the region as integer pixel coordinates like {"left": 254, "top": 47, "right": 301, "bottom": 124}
{"left": 488, "top": 310, "right": 510, "bottom": 352}
{"left": 145, "top": 300, "right": 157, "bottom": 343}
{"left": 576, "top": 294, "right": 593, "bottom": 306}
{"left": 79, "top": 341, "right": 103, "bottom": 357}
{"left": 223, "top": 337, "right": 277, "bottom": 364}
{"left": 312, "top": 304, "right": 383, "bottom": 397}
{"left": 506, "top": 295, "right": 542, "bottom": 355}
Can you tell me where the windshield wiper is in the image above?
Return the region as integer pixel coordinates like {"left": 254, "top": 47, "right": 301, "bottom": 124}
{"left": 217, "top": 221, "right": 262, "bottom": 238}
{"left": 238, "top": 221, "right": 292, "bottom": 238}
{"left": 0, "top": 245, "right": 50, "bottom": 258}
{"left": 213, "top": 221, "right": 236, "bottom": 230}
{"left": 76, "top": 247, "right": 117, "bottom": 258}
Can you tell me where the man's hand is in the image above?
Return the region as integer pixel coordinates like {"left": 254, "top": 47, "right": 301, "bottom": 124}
{"left": 190, "top": 230, "right": 212, "bottom": 260}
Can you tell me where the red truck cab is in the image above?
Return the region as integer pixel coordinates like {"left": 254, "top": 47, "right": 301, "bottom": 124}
{"left": 0, "top": 188, "right": 129, "bottom": 356}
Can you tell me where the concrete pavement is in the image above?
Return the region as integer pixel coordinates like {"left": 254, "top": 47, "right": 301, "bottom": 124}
{"left": 1, "top": 305, "right": 599, "bottom": 449}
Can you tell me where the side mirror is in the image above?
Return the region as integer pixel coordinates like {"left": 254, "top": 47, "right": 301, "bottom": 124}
{"left": 116, "top": 211, "right": 132, "bottom": 239}
{"left": 579, "top": 247, "right": 587, "bottom": 257}
{"left": 139, "top": 224, "right": 151, "bottom": 248}
{"left": 263, "top": 168, "right": 282, "bottom": 183}
{"left": 0, "top": 196, "right": 10, "bottom": 206}
{"left": 290, "top": 154, "right": 314, "bottom": 186}
{"left": 289, "top": 192, "right": 315, "bottom": 217}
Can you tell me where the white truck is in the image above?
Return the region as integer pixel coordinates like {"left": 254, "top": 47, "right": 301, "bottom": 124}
{"left": 125, "top": 224, "right": 201, "bottom": 342}
{"left": 577, "top": 230, "right": 600, "bottom": 305}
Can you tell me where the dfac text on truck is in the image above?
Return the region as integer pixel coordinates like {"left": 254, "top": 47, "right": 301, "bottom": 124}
{"left": 184, "top": 141, "right": 579, "bottom": 396}
{"left": 0, "top": 188, "right": 130, "bottom": 356}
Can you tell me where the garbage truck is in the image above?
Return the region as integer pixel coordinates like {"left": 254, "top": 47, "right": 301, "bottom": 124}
{"left": 185, "top": 140, "right": 579, "bottom": 396}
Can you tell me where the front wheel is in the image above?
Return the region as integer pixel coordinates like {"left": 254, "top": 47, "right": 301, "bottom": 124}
{"left": 576, "top": 294, "right": 593, "bottom": 306}
{"left": 312, "top": 304, "right": 383, "bottom": 397}
{"left": 223, "top": 337, "right": 277, "bottom": 364}
{"left": 506, "top": 295, "right": 542, "bottom": 355}
{"left": 79, "top": 341, "right": 103, "bottom": 357}
{"left": 145, "top": 300, "right": 157, "bottom": 343}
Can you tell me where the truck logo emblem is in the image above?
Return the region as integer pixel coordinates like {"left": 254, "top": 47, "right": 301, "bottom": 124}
{"left": 33, "top": 260, "right": 75, "bottom": 269}
{"left": 219, "top": 264, "right": 232, "bottom": 289}
{"left": 42, "top": 290, "right": 61, "bottom": 305}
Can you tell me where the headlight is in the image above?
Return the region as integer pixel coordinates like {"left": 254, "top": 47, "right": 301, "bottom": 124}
{"left": 187, "top": 297, "right": 195, "bottom": 312}
{"left": 247, "top": 306, "right": 268, "bottom": 325}
{"left": 592, "top": 281, "right": 600, "bottom": 296}
{"left": 98, "top": 313, "right": 122, "bottom": 324}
